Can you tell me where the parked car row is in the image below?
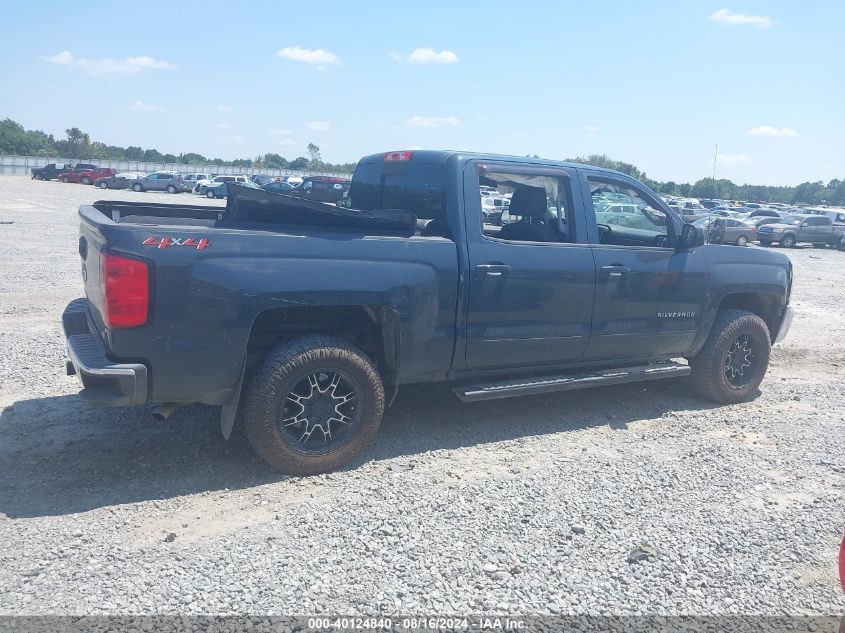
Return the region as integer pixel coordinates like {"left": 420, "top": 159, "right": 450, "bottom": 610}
{"left": 696, "top": 213, "right": 845, "bottom": 250}
{"left": 30, "top": 164, "right": 351, "bottom": 204}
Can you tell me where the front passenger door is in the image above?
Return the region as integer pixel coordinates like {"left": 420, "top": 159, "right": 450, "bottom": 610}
{"left": 581, "top": 171, "right": 709, "bottom": 360}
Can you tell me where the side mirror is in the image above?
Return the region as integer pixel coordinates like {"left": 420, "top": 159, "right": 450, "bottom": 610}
{"left": 800, "top": 222, "right": 809, "bottom": 228}
{"left": 677, "top": 223, "right": 705, "bottom": 251}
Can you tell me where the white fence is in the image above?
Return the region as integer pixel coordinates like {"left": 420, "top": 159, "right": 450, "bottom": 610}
{"left": 0, "top": 155, "right": 349, "bottom": 179}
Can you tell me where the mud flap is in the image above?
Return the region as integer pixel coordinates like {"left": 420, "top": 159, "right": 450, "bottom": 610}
{"left": 219, "top": 358, "right": 247, "bottom": 440}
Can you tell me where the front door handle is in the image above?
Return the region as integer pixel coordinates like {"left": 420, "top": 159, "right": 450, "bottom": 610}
{"left": 601, "top": 264, "right": 631, "bottom": 277}
{"left": 476, "top": 263, "right": 511, "bottom": 276}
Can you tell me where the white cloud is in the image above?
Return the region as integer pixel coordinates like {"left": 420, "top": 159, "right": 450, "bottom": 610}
{"left": 709, "top": 9, "right": 773, "bottom": 27}
{"left": 747, "top": 125, "right": 799, "bottom": 138}
{"left": 716, "top": 152, "right": 749, "bottom": 165}
{"left": 130, "top": 101, "right": 164, "bottom": 112}
{"left": 279, "top": 138, "right": 296, "bottom": 146}
{"left": 216, "top": 105, "right": 233, "bottom": 112}
{"left": 391, "top": 48, "right": 459, "bottom": 64}
{"left": 306, "top": 120, "right": 331, "bottom": 132}
{"left": 584, "top": 126, "right": 599, "bottom": 133}
{"left": 44, "top": 51, "right": 175, "bottom": 75}
{"left": 268, "top": 128, "right": 293, "bottom": 135}
{"left": 406, "top": 115, "right": 461, "bottom": 128}
{"left": 276, "top": 46, "right": 339, "bottom": 66}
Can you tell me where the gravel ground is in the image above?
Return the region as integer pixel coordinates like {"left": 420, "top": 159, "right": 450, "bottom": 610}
{"left": 0, "top": 176, "right": 843, "bottom": 617}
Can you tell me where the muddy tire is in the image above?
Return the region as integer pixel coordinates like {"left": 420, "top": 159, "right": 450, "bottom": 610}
{"left": 688, "top": 309, "right": 771, "bottom": 404}
{"left": 243, "top": 336, "right": 384, "bottom": 475}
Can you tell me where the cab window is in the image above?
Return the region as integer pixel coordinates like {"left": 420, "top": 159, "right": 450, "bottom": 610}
{"left": 477, "top": 166, "right": 576, "bottom": 244}
{"left": 587, "top": 176, "right": 672, "bottom": 248}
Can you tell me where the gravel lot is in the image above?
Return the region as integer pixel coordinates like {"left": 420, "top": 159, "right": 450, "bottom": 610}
{"left": 0, "top": 176, "right": 843, "bottom": 617}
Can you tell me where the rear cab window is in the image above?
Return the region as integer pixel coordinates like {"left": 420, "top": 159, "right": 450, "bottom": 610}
{"left": 347, "top": 157, "right": 448, "bottom": 229}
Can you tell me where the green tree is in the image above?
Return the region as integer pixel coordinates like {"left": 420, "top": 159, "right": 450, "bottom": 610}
{"left": 0, "top": 119, "right": 55, "bottom": 155}
{"left": 289, "top": 156, "right": 309, "bottom": 170}
{"left": 143, "top": 148, "right": 164, "bottom": 162}
{"left": 124, "top": 146, "right": 144, "bottom": 161}
{"left": 54, "top": 127, "right": 91, "bottom": 158}
{"left": 262, "top": 153, "right": 288, "bottom": 169}
{"left": 179, "top": 152, "right": 207, "bottom": 164}
{"left": 307, "top": 142, "right": 322, "bottom": 168}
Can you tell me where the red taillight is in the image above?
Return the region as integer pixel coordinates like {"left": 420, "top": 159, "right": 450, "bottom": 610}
{"left": 384, "top": 151, "right": 412, "bottom": 162}
{"left": 101, "top": 253, "right": 149, "bottom": 329}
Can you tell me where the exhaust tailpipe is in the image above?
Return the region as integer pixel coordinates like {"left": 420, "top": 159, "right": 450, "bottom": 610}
{"left": 152, "top": 403, "right": 181, "bottom": 421}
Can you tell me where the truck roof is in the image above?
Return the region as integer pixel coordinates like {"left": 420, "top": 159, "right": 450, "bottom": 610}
{"left": 357, "top": 150, "right": 629, "bottom": 179}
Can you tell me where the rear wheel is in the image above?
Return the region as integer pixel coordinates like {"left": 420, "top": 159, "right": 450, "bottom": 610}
{"left": 166, "top": 184, "right": 177, "bottom": 194}
{"left": 132, "top": 183, "right": 143, "bottom": 192}
{"left": 688, "top": 309, "right": 770, "bottom": 404}
{"left": 97, "top": 181, "right": 108, "bottom": 189}
{"left": 735, "top": 235, "right": 748, "bottom": 246}
{"left": 243, "top": 336, "right": 385, "bottom": 475}
{"left": 206, "top": 190, "right": 216, "bottom": 198}
{"left": 61, "top": 177, "right": 69, "bottom": 183}
{"left": 81, "top": 176, "right": 91, "bottom": 185}
{"left": 780, "top": 235, "right": 796, "bottom": 248}
{"left": 838, "top": 236, "right": 845, "bottom": 252}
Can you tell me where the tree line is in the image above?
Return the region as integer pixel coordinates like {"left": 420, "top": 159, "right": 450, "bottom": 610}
{"left": 2, "top": 118, "right": 843, "bottom": 204}
{"left": 0, "top": 118, "right": 357, "bottom": 173}
{"left": 560, "top": 154, "right": 844, "bottom": 206}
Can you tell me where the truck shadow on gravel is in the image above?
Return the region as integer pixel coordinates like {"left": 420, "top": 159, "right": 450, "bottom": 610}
{"left": 0, "top": 380, "right": 721, "bottom": 518}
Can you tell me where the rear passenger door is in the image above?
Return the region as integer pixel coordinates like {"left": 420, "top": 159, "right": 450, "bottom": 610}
{"left": 579, "top": 170, "right": 709, "bottom": 360}
{"left": 463, "top": 161, "right": 596, "bottom": 370}
{"left": 802, "top": 216, "right": 830, "bottom": 242}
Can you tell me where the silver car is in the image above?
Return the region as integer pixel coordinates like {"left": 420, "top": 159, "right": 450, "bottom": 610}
{"left": 130, "top": 172, "right": 190, "bottom": 193}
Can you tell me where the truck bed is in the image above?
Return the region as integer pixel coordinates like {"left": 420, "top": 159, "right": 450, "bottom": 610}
{"left": 91, "top": 183, "right": 428, "bottom": 236}
{"left": 77, "top": 199, "right": 460, "bottom": 406}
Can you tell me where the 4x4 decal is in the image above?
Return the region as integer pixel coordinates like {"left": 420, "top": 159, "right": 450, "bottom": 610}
{"left": 142, "top": 237, "right": 210, "bottom": 250}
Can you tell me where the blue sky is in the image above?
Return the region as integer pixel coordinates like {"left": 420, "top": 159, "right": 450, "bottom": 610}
{"left": 1, "top": 0, "right": 842, "bottom": 186}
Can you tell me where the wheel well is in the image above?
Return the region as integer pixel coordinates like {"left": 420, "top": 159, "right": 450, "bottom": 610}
{"left": 246, "top": 305, "right": 399, "bottom": 383}
{"left": 717, "top": 293, "right": 781, "bottom": 342}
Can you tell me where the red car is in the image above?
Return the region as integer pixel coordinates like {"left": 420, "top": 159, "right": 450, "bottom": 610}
{"left": 58, "top": 166, "right": 116, "bottom": 185}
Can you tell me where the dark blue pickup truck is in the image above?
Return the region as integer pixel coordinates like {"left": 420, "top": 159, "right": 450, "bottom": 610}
{"left": 63, "top": 150, "right": 794, "bottom": 474}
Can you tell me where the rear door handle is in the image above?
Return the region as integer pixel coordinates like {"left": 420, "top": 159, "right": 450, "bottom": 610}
{"left": 476, "top": 263, "right": 511, "bottom": 276}
{"left": 601, "top": 264, "right": 631, "bottom": 277}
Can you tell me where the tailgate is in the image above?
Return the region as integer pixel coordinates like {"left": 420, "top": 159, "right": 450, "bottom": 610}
{"left": 78, "top": 217, "right": 109, "bottom": 332}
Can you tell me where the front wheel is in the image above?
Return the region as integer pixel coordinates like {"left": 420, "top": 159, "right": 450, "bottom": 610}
{"left": 132, "top": 183, "right": 143, "bottom": 192}
{"left": 98, "top": 181, "right": 108, "bottom": 189}
{"left": 735, "top": 235, "right": 748, "bottom": 246}
{"left": 688, "top": 309, "right": 771, "bottom": 404}
{"left": 61, "top": 177, "right": 69, "bottom": 183}
{"left": 206, "top": 190, "right": 216, "bottom": 198}
{"left": 780, "top": 235, "right": 796, "bottom": 248}
{"left": 243, "top": 336, "right": 385, "bottom": 475}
